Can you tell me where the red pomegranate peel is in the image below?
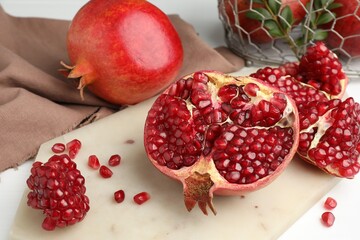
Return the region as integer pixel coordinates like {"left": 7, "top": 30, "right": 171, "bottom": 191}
{"left": 144, "top": 71, "right": 300, "bottom": 215}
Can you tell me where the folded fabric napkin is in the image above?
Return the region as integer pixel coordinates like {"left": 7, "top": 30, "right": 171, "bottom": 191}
{"left": 0, "top": 6, "right": 244, "bottom": 172}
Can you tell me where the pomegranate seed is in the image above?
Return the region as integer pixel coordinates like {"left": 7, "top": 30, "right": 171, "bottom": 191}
{"left": 133, "top": 192, "right": 150, "bottom": 205}
{"left": 42, "top": 217, "right": 57, "bottom": 231}
{"left": 66, "top": 139, "right": 82, "bottom": 159}
{"left": 114, "top": 190, "right": 125, "bottom": 203}
{"left": 324, "top": 197, "right": 337, "bottom": 210}
{"left": 51, "top": 143, "right": 65, "bottom": 153}
{"left": 321, "top": 212, "right": 335, "bottom": 227}
{"left": 99, "top": 165, "right": 113, "bottom": 178}
{"left": 88, "top": 155, "right": 100, "bottom": 169}
{"left": 108, "top": 154, "right": 121, "bottom": 167}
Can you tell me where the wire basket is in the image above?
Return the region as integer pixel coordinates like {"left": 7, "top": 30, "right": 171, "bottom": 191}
{"left": 218, "top": 0, "right": 360, "bottom": 78}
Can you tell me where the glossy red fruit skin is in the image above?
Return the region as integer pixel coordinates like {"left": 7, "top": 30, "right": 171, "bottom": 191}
{"left": 66, "top": 0, "right": 183, "bottom": 105}
{"left": 324, "top": 0, "right": 360, "bottom": 57}
{"left": 224, "top": 0, "right": 310, "bottom": 44}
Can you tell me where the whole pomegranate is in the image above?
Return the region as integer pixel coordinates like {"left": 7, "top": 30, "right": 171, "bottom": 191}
{"left": 64, "top": 0, "right": 183, "bottom": 105}
{"left": 223, "top": 0, "right": 309, "bottom": 44}
{"left": 324, "top": 0, "right": 360, "bottom": 57}
{"left": 144, "top": 71, "right": 299, "bottom": 214}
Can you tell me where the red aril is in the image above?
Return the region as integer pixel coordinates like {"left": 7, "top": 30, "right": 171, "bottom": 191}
{"left": 144, "top": 71, "right": 299, "bottom": 214}
{"left": 324, "top": 197, "right": 337, "bottom": 210}
{"left": 63, "top": 0, "right": 183, "bottom": 105}
{"left": 51, "top": 143, "right": 65, "bottom": 154}
{"left": 66, "top": 139, "right": 82, "bottom": 159}
{"left": 88, "top": 155, "right": 100, "bottom": 170}
{"left": 321, "top": 211, "right": 335, "bottom": 227}
{"left": 133, "top": 192, "right": 150, "bottom": 205}
{"left": 99, "top": 165, "right": 113, "bottom": 178}
{"left": 108, "top": 154, "right": 121, "bottom": 167}
{"left": 114, "top": 190, "right": 125, "bottom": 203}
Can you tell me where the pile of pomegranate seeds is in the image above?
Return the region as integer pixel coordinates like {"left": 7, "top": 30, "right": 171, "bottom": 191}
{"left": 27, "top": 139, "right": 89, "bottom": 231}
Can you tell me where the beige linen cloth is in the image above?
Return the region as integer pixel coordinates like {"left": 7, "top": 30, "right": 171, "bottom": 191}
{"left": 0, "top": 6, "right": 244, "bottom": 172}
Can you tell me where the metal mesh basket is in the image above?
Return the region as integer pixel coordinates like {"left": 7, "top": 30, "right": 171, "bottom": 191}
{"left": 218, "top": 0, "right": 360, "bottom": 78}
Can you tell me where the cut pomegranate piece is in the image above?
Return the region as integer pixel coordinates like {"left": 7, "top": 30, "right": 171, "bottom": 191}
{"left": 51, "top": 143, "right": 65, "bottom": 153}
{"left": 324, "top": 197, "right": 337, "bottom": 210}
{"left": 108, "top": 154, "right": 121, "bottom": 167}
{"left": 321, "top": 211, "right": 335, "bottom": 227}
{"left": 99, "top": 165, "right": 113, "bottom": 178}
{"left": 144, "top": 71, "right": 299, "bottom": 214}
{"left": 114, "top": 190, "right": 125, "bottom": 203}
{"left": 251, "top": 59, "right": 360, "bottom": 179}
{"left": 88, "top": 155, "right": 100, "bottom": 170}
{"left": 133, "top": 192, "right": 150, "bottom": 205}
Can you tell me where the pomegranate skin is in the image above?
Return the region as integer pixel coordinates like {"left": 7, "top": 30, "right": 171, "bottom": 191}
{"left": 66, "top": 0, "right": 183, "bottom": 105}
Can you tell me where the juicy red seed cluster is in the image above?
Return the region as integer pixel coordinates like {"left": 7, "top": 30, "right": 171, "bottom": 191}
{"left": 250, "top": 67, "right": 329, "bottom": 106}
{"left": 299, "top": 41, "right": 345, "bottom": 95}
{"left": 308, "top": 98, "right": 360, "bottom": 178}
{"left": 212, "top": 125, "right": 294, "bottom": 184}
{"left": 146, "top": 95, "right": 202, "bottom": 170}
{"left": 146, "top": 72, "right": 292, "bottom": 173}
{"left": 133, "top": 192, "right": 151, "bottom": 205}
{"left": 26, "top": 154, "right": 89, "bottom": 231}
{"left": 298, "top": 99, "right": 341, "bottom": 130}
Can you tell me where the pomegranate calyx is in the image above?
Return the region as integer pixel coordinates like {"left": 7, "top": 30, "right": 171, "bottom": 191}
{"left": 60, "top": 61, "right": 96, "bottom": 100}
{"left": 184, "top": 172, "right": 216, "bottom": 215}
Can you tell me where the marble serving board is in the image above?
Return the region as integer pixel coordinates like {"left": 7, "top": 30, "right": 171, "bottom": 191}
{"left": 9, "top": 69, "right": 339, "bottom": 240}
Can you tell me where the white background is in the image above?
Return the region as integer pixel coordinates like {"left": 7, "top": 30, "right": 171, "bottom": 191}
{"left": 0, "top": 0, "right": 360, "bottom": 239}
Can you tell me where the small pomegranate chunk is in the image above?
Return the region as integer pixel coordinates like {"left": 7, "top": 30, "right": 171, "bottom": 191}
{"left": 321, "top": 211, "right": 335, "bottom": 227}
{"left": 108, "top": 154, "right": 121, "bottom": 167}
{"left": 51, "top": 143, "right": 65, "bottom": 153}
{"left": 88, "top": 155, "right": 100, "bottom": 170}
{"left": 66, "top": 139, "right": 82, "bottom": 159}
{"left": 26, "top": 154, "right": 90, "bottom": 231}
{"left": 133, "top": 192, "right": 150, "bottom": 205}
{"left": 251, "top": 45, "right": 360, "bottom": 179}
{"left": 324, "top": 197, "right": 337, "bottom": 210}
{"left": 114, "top": 190, "right": 125, "bottom": 203}
{"left": 99, "top": 165, "right": 113, "bottom": 178}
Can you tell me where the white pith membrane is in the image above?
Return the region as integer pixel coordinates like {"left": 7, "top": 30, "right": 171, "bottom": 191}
{"left": 144, "top": 71, "right": 300, "bottom": 215}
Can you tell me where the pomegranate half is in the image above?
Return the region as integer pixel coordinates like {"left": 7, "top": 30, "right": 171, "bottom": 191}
{"left": 64, "top": 0, "right": 183, "bottom": 105}
{"left": 144, "top": 71, "right": 299, "bottom": 214}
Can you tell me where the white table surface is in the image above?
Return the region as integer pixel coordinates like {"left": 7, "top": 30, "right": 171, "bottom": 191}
{"left": 0, "top": 1, "right": 359, "bottom": 239}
